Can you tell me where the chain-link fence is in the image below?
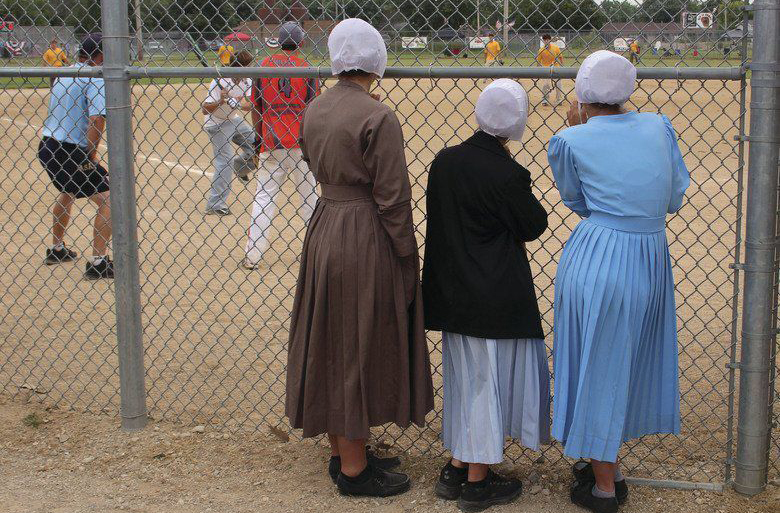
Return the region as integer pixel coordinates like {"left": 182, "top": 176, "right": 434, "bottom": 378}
{"left": 0, "top": 0, "right": 778, "bottom": 494}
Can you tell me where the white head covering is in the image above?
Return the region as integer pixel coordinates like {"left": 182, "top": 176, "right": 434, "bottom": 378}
{"left": 575, "top": 50, "right": 637, "bottom": 105}
{"left": 475, "top": 79, "right": 529, "bottom": 141}
{"left": 328, "top": 18, "right": 388, "bottom": 78}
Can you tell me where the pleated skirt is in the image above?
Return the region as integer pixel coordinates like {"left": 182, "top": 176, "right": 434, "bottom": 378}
{"left": 552, "top": 217, "right": 681, "bottom": 462}
{"left": 442, "top": 332, "right": 551, "bottom": 464}
{"left": 285, "top": 197, "right": 434, "bottom": 440}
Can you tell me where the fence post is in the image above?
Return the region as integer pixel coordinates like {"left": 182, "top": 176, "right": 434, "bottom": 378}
{"left": 734, "top": 0, "right": 780, "bottom": 496}
{"left": 101, "top": 0, "right": 147, "bottom": 431}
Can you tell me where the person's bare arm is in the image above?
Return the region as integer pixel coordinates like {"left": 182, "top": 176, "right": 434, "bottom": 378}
{"left": 86, "top": 115, "right": 106, "bottom": 161}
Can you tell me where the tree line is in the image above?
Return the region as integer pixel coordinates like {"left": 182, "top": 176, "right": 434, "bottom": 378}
{"left": 0, "top": 0, "right": 746, "bottom": 36}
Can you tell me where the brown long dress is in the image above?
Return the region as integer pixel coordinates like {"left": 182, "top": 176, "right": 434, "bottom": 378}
{"left": 285, "top": 80, "right": 434, "bottom": 440}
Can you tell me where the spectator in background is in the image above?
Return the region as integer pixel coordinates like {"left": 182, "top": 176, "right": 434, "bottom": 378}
{"left": 536, "top": 34, "right": 564, "bottom": 106}
{"left": 38, "top": 34, "right": 113, "bottom": 279}
{"left": 42, "top": 39, "right": 69, "bottom": 87}
{"left": 202, "top": 50, "right": 255, "bottom": 216}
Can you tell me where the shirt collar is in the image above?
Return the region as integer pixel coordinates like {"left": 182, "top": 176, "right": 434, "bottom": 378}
{"left": 463, "top": 130, "right": 513, "bottom": 162}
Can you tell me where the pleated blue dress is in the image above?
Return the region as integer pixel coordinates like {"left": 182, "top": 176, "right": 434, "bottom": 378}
{"left": 548, "top": 112, "right": 690, "bottom": 462}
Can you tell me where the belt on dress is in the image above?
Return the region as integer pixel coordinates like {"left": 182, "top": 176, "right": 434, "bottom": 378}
{"left": 320, "top": 183, "right": 373, "bottom": 201}
{"left": 585, "top": 211, "right": 666, "bottom": 233}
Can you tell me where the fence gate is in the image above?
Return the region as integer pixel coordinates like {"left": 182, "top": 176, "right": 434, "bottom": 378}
{"left": 0, "top": 0, "right": 778, "bottom": 494}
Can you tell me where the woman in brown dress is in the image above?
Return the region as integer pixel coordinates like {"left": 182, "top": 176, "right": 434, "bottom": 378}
{"left": 285, "top": 18, "right": 434, "bottom": 497}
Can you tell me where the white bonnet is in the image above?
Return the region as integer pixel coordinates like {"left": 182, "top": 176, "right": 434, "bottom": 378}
{"left": 328, "top": 18, "right": 388, "bottom": 78}
{"left": 575, "top": 50, "right": 637, "bottom": 105}
{"left": 475, "top": 79, "right": 529, "bottom": 141}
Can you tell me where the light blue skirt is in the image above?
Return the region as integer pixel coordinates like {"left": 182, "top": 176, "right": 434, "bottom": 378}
{"left": 442, "top": 332, "right": 551, "bottom": 464}
{"left": 552, "top": 214, "right": 681, "bottom": 462}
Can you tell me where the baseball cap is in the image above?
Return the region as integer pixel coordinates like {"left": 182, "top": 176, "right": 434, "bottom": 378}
{"left": 80, "top": 33, "right": 103, "bottom": 58}
{"left": 279, "top": 22, "right": 305, "bottom": 47}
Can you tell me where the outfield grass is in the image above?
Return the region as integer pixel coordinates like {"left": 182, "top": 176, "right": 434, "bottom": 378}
{"left": 0, "top": 49, "right": 748, "bottom": 89}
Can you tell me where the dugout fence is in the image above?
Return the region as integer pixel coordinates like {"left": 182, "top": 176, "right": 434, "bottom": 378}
{"left": 0, "top": 0, "right": 778, "bottom": 497}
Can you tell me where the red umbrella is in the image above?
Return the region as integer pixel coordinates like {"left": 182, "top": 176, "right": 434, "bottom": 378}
{"left": 224, "top": 32, "right": 251, "bottom": 42}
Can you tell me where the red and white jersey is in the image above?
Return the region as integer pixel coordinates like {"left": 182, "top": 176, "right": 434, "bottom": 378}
{"left": 252, "top": 52, "right": 319, "bottom": 153}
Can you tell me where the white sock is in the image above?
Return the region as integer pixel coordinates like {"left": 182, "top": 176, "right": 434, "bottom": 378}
{"left": 90, "top": 255, "right": 106, "bottom": 264}
{"left": 615, "top": 467, "right": 625, "bottom": 482}
{"left": 592, "top": 484, "right": 616, "bottom": 498}
{"left": 52, "top": 242, "right": 64, "bottom": 251}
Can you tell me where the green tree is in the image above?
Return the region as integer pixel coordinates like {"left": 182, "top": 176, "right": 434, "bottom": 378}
{"left": 600, "top": 0, "right": 642, "bottom": 23}
{"left": 641, "top": 0, "right": 691, "bottom": 23}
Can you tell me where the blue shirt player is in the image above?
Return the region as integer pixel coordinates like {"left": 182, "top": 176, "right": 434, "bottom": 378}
{"left": 38, "top": 34, "right": 114, "bottom": 280}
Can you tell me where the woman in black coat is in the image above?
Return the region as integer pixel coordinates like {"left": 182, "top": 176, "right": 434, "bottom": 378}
{"left": 422, "top": 80, "right": 550, "bottom": 512}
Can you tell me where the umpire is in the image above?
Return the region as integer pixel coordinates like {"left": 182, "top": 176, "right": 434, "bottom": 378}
{"left": 38, "top": 34, "right": 113, "bottom": 280}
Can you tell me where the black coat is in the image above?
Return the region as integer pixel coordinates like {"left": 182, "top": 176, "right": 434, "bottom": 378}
{"left": 422, "top": 131, "right": 549, "bottom": 340}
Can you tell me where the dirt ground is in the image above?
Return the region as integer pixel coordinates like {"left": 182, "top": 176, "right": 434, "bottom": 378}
{"left": 0, "top": 76, "right": 777, "bottom": 485}
{"left": 1, "top": 394, "right": 778, "bottom": 513}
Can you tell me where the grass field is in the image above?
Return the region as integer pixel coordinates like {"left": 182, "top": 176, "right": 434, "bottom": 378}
{"left": 0, "top": 48, "right": 748, "bottom": 89}
{"left": 0, "top": 66, "right": 776, "bottom": 485}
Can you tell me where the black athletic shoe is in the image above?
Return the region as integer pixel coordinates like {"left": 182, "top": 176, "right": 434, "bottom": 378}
{"left": 435, "top": 461, "right": 468, "bottom": 500}
{"left": 336, "top": 464, "right": 411, "bottom": 497}
{"left": 328, "top": 447, "right": 402, "bottom": 484}
{"left": 45, "top": 246, "right": 78, "bottom": 265}
{"left": 84, "top": 257, "right": 114, "bottom": 280}
{"left": 570, "top": 479, "right": 619, "bottom": 513}
{"left": 457, "top": 470, "right": 523, "bottom": 512}
{"left": 572, "top": 460, "right": 629, "bottom": 504}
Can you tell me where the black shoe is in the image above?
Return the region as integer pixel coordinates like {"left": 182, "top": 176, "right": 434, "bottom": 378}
{"left": 570, "top": 479, "right": 619, "bottom": 513}
{"left": 84, "top": 257, "right": 114, "bottom": 280}
{"left": 336, "top": 464, "right": 411, "bottom": 497}
{"left": 45, "top": 246, "right": 78, "bottom": 265}
{"left": 434, "top": 461, "right": 468, "bottom": 500}
{"left": 457, "top": 470, "right": 523, "bottom": 512}
{"left": 572, "top": 460, "right": 628, "bottom": 504}
{"left": 328, "top": 447, "right": 402, "bottom": 484}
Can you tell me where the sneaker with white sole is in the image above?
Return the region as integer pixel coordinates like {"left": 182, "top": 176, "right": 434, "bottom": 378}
{"left": 45, "top": 246, "right": 78, "bottom": 265}
{"left": 84, "top": 257, "right": 114, "bottom": 280}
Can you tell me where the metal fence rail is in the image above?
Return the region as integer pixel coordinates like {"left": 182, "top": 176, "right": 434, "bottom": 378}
{"left": 0, "top": 0, "right": 778, "bottom": 496}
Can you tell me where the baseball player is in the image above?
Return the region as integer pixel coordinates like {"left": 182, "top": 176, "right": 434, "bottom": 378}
{"left": 43, "top": 39, "right": 69, "bottom": 87}
{"left": 482, "top": 33, "right": 502, "bottom": 83}
{"left": 202, "top": 50, "right": 255, "bottom": 216}
{"left": 242, "top": 22, "right": 319, "bottom": 270}
{"left": 629, "top": 39, "right": 641, "bottom": 64}
{"left": 38, "top": 34, "right": 113, "bottom": 280}
{"left": 536, "top": 34, "right": 564, "bottom": 106}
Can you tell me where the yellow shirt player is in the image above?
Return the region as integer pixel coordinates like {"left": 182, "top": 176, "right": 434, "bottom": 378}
{"left": 484, "top": 34, "right": 501, "bottom": 66}
{"left": 43, "top": 40, "right": 69, "bottom": 67}
{"left": 536, "top": 37, "right": 563, "bottom": 68}
{"left": 629, "top": 40, "right": 641, "bottom": 64}
{"left": 537, "top": 34, "right": 564, "bottom": 106}
{"left": 218, "top": 44, "right": 235, "bottom": 66}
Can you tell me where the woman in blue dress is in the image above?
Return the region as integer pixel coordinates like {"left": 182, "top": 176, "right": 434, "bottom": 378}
{"left": 548, "top": 51, "right": 690, "bottom": 513}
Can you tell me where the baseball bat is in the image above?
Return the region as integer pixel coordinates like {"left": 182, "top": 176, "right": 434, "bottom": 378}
{"left": 187, "top": 33, "right": 224, "bottom": 90}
